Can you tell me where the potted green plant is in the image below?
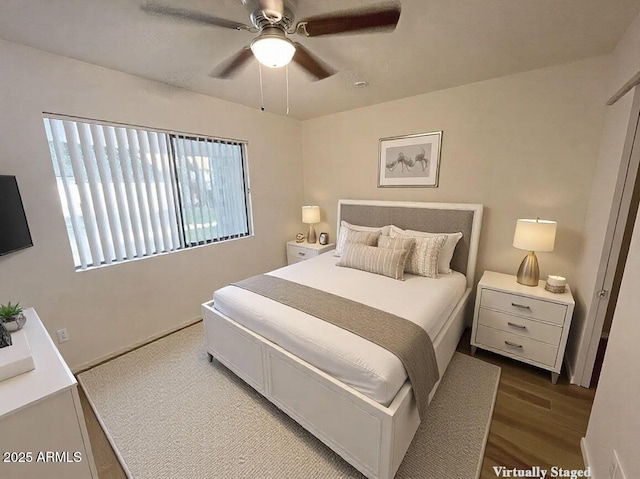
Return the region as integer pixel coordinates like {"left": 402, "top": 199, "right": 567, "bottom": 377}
{"left": 0, "top": 302, "right": 26, "bottom": 332}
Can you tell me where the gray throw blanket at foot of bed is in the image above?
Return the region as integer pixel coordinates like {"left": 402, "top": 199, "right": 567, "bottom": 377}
{"left": 232, "top": 274, "right": 439, "bottom": 420}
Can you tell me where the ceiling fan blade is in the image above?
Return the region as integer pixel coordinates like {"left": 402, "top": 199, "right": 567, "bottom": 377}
{"left": 292, "top": 43, "right": 335, "bottom": 81}
{"left": 141, "top": 3, "right": 253, "bottom": 31}
{"left": 210, "top": 47, "right": 254, "bottom": 79}
{"left": 296, "top": 4, "right": 401, "bottom": 37}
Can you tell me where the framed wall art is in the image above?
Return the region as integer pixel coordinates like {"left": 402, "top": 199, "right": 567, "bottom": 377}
{"left": 378, "top": 131, "right": 442, "bottom": 187}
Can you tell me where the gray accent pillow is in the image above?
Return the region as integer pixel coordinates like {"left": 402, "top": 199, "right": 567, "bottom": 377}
{"left": 334, "top": 222, "right": 390, "bottom": 256}
{"left": 378, "top": 236, "right": 415, "bottom": 255}
{"left": 343, "top": 229, "right": 380, "bottom": 248}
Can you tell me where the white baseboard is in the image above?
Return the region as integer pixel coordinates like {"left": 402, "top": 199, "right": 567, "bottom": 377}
{"left": 72, "top": 316, "right": 202, "bottom": 374}
{"left": 580, "top": 437, "right": 597, "bottom": 479}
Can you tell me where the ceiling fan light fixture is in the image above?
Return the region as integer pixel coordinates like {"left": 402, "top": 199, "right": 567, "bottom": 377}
{"left": 250, "top": 27, "right": 296, "bottom": 68}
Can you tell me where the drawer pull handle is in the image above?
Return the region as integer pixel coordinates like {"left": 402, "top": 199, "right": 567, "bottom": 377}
{"left": 511, "top": 302, "right": 531, "bottom": 310}
{"left": 504, "top": 341, "right": 523, "bottom": 349}
{"left": 298, "top": 252, "right": 306, "bottom": 256}
{"left": 507, "top": 322, "right": 527, "bottom": 330}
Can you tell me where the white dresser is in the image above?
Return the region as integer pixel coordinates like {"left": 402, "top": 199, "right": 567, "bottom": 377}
{"left": 471, "top": 271, "right": 575, "bottom": 383}
{"left": 0, "top": 308, "right": 97, "bottom": 479}
{"left": 286, "top": 240, "right": 335, "bottom": 265}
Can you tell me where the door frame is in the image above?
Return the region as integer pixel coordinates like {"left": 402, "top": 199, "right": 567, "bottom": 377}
{"left": 574, "top": 86, "right": 640, "bottom": 388}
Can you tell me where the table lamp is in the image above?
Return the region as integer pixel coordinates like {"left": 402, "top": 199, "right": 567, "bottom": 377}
{"left": 302, "top": 206, "right": 320, "bottom": 243}
{"left": 513, "top": 218, "right": 557, "bottom": 286}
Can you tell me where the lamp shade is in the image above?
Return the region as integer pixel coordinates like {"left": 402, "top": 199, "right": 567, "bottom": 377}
{"left": 302, "top": 206, "right": 320, "bottom": 224}
{"left": 513, "top": 219, "right": 557, "bottom": 252}
{"left": 250, "top": 28, "right": 296, "bottom": 68}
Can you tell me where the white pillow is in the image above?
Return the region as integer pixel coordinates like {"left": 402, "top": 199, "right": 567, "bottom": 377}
{"left": 334, "top": 221, "right": 392, "bottom": 256}
{"left": 389, "top": 226, "right": 463, "bottom": 274}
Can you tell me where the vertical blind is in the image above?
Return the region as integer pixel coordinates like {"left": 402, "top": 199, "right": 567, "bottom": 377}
{"left": 43, "top": 116, "right": 251, "bottom": 270}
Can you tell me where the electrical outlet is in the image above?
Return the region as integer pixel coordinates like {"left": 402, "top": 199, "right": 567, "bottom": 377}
{"left": 56, "top": 328, "right": 69, "bottom": 344}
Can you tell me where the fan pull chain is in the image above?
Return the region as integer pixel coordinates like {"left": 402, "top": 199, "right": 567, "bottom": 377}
{"left": 258, "top": 63, "right": 265, "bottom": 111}
{"left": 285, "top": 64, "right": 290, "bottom": 115}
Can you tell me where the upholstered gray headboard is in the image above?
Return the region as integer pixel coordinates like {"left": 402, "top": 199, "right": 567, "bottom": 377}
{"left": 338, "top": 200, "right": 483, "bottom": 287}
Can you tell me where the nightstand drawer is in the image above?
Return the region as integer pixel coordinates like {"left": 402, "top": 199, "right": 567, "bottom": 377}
{"left": 480, "top": 289, "right": 567, "bottom": 325}
{"left": 475, "top": 325, "right": 559, "bottom": 367}
{"left": 286, "top": 241, "right": 335, "bottom": 266}
{"left": 287, "top": 254, "right": 306, "bottom": 264}
{"left": 477, "top": 308, "right": 562, "bottom": 346}
{"left": 287, "top": 245, "right": 318, "bottom": 261}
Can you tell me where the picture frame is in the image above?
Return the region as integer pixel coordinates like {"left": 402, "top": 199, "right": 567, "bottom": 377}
{"left": 378, "top": 131, "right": 442, "bottom": 188}
{"left": 319, "top": 232, "right": 328, "bottom": 245}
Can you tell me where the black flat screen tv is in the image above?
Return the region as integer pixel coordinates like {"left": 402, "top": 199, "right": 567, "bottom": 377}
{"left": 0, "top": 175, "right": 33, "bottom": 256}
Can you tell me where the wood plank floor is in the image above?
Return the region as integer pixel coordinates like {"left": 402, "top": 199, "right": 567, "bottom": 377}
{"left": 456, "top": 330, "right": 596, "bottom": 478}
{"left": 79, "top": 328, "right": 596, "bottom": 479}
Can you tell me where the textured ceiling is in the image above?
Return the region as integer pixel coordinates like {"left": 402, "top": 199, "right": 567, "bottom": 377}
{"left": 0, "top": 0, "right": 638, "bottom": 119}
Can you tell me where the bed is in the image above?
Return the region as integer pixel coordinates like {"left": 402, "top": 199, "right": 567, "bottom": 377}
{"left": 201, "top": 199, "right": 483, "bottom": 479}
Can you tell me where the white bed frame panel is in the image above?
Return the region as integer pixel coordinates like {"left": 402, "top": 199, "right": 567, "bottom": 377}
{"left": 201, "top": 200, "right": 483, "bottom": 479}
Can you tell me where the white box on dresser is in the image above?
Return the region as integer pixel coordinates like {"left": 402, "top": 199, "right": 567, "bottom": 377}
{"left": 286, "top": 240, "right": 335, "bottom": 265}
{"left": 0, "top": 329, "right": 35, "bottom": 382}
{"left": 471, "top": 271, "right": 575, "bottom": 384}
{"left": 0, "top": 308, "right": 97, "bottom": 479}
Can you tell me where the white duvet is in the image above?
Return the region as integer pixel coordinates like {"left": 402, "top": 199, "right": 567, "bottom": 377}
{"left": 213, "top": 252, "right": 466, "bottom": 405}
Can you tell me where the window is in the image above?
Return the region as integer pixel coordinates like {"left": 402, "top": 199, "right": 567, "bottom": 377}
{"left": 43, "top": 116, "right": 252, "bottom": 270}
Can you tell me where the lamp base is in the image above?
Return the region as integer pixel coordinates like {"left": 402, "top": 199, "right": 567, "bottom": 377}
{"left": 307, "top": 224, "right": 317, "bottom": 244}
{"left": 516, "top": 251, "right": 539, "bottom": 286}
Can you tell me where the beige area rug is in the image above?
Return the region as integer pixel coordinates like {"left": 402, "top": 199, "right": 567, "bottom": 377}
{"left": 79, "top": 323, "right": 500, "bottom": 479}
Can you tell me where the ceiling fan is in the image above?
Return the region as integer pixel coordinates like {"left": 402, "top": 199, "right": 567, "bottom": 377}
{"left": 141, "top": 0, "right": 402, "bottom": 81}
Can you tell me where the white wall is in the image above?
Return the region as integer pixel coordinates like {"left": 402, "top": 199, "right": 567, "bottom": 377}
{"left": 0, "top": 39, "right": 303, "bottom": 370}
{"left": 579, "top": 11, "right": 640, "bottom": 479}
{"left": 301, "top": 57, "right": 609, "bottom": 285}
{"left": 610, "top": 12, "right": 640, "bottom": 95}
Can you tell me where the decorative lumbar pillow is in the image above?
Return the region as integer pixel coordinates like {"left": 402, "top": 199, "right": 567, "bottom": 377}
{"left": 335, "top": 221, "right": 390, "bottom": 256}
{"left": 390, "top": 226, "right": 463, "bottom": 274}
{"left": 337, "top": 242, "right": 411, "bottom": 280}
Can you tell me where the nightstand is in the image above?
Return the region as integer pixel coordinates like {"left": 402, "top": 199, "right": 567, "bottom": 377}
{"left": 286, "top": 240, "right": 335, "bottom": 265}
{"left": 471, "top": 271, "right": 575, "bottom": 384}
